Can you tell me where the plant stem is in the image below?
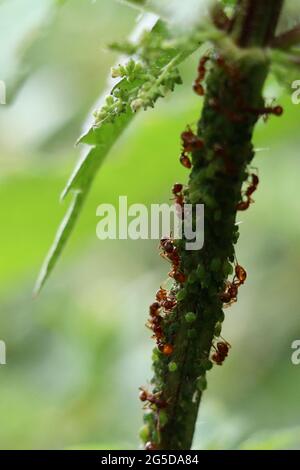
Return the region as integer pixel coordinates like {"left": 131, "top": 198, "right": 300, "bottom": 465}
{"left": 142, "top": 0, "right": 285, "bottom": 450}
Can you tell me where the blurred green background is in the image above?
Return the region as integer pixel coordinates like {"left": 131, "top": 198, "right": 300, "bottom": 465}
{"left": 1, "top": 0, "right": 300, "bottom": 450}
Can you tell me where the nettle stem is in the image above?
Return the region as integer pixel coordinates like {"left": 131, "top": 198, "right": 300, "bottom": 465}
{"left": 141, "top": 0, "right": 284, "bottom": 450}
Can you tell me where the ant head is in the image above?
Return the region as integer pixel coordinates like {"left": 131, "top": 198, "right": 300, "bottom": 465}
{"left": 217, "top": 342, "right": 228, "bottom": 353}
{"left": 139, "top": 388, "right": 148, "bottom": 401}
{"left": 172, "top": 183, "right": 183, "bottom": 195}
{"left": 273, "top": 105, "right": 283, "bottom": 116}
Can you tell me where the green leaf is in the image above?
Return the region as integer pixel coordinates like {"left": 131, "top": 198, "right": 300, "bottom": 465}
{"left": 33, "top": 190, "right": 85, "bottom": 296}
{"left": 62, "top": 107, "right": 134, "bottom": 199}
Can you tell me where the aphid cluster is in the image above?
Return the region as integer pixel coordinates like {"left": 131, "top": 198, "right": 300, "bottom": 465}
{"left": 179, "top": 128, "right": 204, "bottom": 169}
{"left": 211, "top": 340, "right": 231, "bottom": 366}
{"left": 237, "top": 171, "right": 259, "bottom": 211}
{"left": 220, "top": 262, "right": 247, "bottom": 307}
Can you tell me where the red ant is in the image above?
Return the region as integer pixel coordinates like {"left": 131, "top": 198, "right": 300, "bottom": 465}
{"left": 155, "top": 288, "right": 177, "bottom": 312}
{"left": 159, "top": 237, "right": 180, "bottom": 271}
{"left": 245, "top": 173, "right": 259, "bottom": 197}
{"left": 149, "top": 301, "right": 161, "bottom": 317}
{"left": 237, "top": 172, "right": 259, "bottom": 211}
{"left": 147, "top": 314, "right": 163, "bottom": 341}
{"left": 234, "top": 263, "right": 247, "bottom": 285}
{"left": 160, "top": 236, "right": 176, "bottom": 255}
{"left": 181, "top": 129, "right": 204, "bottom": 153}
{"left": 156, "top": 288, "right": 168, "bottom": 302}
{"left": 180, "top": 152, "right": 192, "bottom": 169}
{"left": 160, "top": 236, "right": 186, "bottom": 285}
{"left": 220, "top": 261, "right": 247, "bottom": 306}
{"left": 168, "top": 268, "right": 186, "bottom": 285}
{"left": 211, "top": 340, "right": 231, "bottom": 366}
{"left": 220, "top": 281, "right": 238, "bottom": 306}
{"left": 161, "top": 296, "right": 177, "bottom": 312}
{"left": 193, "top": 55, "right": 210, "bottom": 96}
{"left": 139, "top": 387, "right": 167, "bottom": 409}
{"left": 147, "top": 300, "right": 164, "bottom": 342}
{"left": 236, "top": 199, "right": 251, "bottom": 211}
{"left": 179, "top": 128, "right": 204, "bottom": 168}
{"left": 172, "top": 183, "right": 184, "bottom": 209}
{"left": 245, "top": 104, "right": 283, "bottom": 121}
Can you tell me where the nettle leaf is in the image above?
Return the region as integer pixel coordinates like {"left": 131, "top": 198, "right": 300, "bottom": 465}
{"left": 35, "top": 12, "right": 218, "bottom": 293}
{"left": 34, "top": 191, "right": 85, "bottom": 295}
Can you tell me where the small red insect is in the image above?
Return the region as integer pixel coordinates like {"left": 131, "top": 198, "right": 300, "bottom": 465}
{"left": 139, "top": 387, "right": 167, "bottom": 409}
{"left": 220, "top": 281, "right": 238, "bottom": 306}
{"left": 179, "top": 127, "right": 204, "bottom": 168}
{"left": 180, "top": 152, "right": 192, "bottom": 169}
{"left": 159, "top": 236, "right": 180, "bottom": 269}
{"left": 169, "top": 269, "right": 186, "bottom": 285}
{"left": 193, "top": 82, "right": 204, "bottom": 96}
{"left": 237, "top": 172, "right": 259, "bottom": 211}
{"left": 149, "top": 301, "right": 161, "bottom": 317}
{"left": 234, "top": 264, "right": 247, "bottom": 286}
{"left": 160, "top": 236, "right": 177, "bottom": 254}
{"left": 161, "top": 296, "right": 177, "bottom": 312}
{"left": 172, "top": 183, "right": 183, "bottom": 195}
{"left": 193, "top": 55, "right": 210, "bottom": 96}
{"left": 172, "top": 183, "right": 185, "bottom": 209}
{"left": 147, "top": 314, "right": 163, "bottom": 341}
{"left": 156, "top": 288, "right": 168, "bottom": 302}
{"left": 245, "top": 173, "right": 259, "bottom": 198}
{"left": 212, "top": 340, "right": 231, "bottom": 366}
{"left": 236, "top": 198, "right": 251, "bottom": 211}
{"left": 246, "top": 104, "right": 283, "bottom": 121}
{"left": 181, "top": 129, "right": 204, "bottom": 153}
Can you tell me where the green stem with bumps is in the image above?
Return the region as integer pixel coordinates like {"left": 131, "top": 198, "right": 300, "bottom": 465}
{"left": 142, "top": 0, "right": 284, "bottom": 450}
